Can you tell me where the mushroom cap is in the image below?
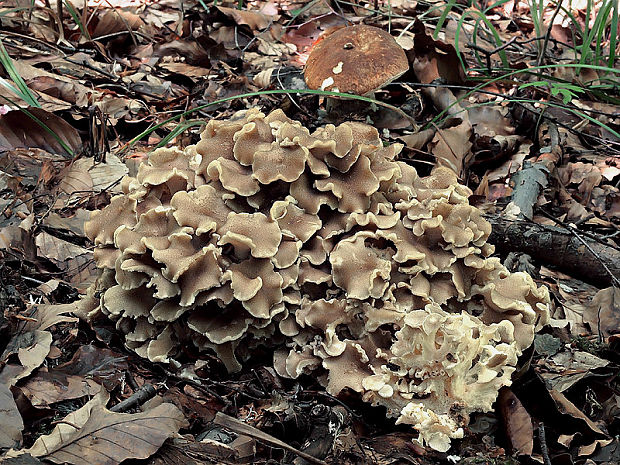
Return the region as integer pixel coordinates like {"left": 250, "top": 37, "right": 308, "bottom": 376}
{"left": 304, "top": 25, "right": 409, "bottom": 95}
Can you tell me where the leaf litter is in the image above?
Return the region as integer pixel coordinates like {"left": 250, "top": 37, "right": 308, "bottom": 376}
{"left": 0, "top": 0, "right": 619, "bottom": 463}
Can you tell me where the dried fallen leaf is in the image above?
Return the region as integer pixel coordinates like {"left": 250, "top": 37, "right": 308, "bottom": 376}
{"left": 498, "top": 387, "right": 533, "bottom": 456}
{"left": 12, "top": 61, "right": 97, "bottom": 107}
{"left": 542, "top": 350, "right": 609, "bottom": 392}
{"left": 19, "top": 373, "right": 100, "bottom": 408}
{"left": 54, "top": 154, "right": 128, "bottom": 206}
{"left": 0, "top": 383, "right": 24, "bottom": 449}
{"left": 42, "top": 209, "right": 92, "bottom": 237}
{"left": 549, "top": 389, "right": 608, "bottom": 438}
{"left": 0, "top": 330, "right": 52, "bottom": 387}
{"left": 217, "top": 6, "right": 272, "bottom": 31}
{"left": 411, "top": 19, "right": 465, "bottom": 85}
{"left": 428, "top": 119, "right": 472, "bottom": 177}
{"left": 91, "top": 9, "right": 144, "bottom": 38}
{"left": 0, "top": 108, "right": 82, "bottom": 157}
{"left": 25, "top": 388, "right": 187, "bottom": 465}
{"left": 35, "top": 231, "right": 91, "bottom": 265}
{"left": 0, "top": 303, "right": 78, "bottom": 387}
{"left": 583, "top": 287, "right": 620, "bottom": 341}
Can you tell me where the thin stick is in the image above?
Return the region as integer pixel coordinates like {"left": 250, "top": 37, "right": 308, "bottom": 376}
{"left": 214, "top": 412, "right": 328, "bottom": 465}
{"left": 538, "top": 422, "right": 552, "bottom": 465}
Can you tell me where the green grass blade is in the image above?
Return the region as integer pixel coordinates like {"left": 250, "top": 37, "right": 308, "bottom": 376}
{"left": 455, "top": 10, "right": 509, "bottom": 73}
{"left": 0, "top": 94, "right": 75, "bottom": 155}
{"left": 482, "top": 0, "right": 513, "bottom": 13}
{"left": 433, "top": 0, "right": 457, "bottom": 39}
{"left": 155, "top": 120, "right": 205, "bottom": 148}
{"left": 123, "top": 88, "right": 415, "bottom": 151}
{"left": 0, "top": 38, "right": 39, "bottom": 107}
{"left": 285, "top": 0, "right": 320, "bottom": 26}
{"left": 0, "top": 7, "right": 33, "bottom": 16}
{"left": 424, "top": 63, "right": 620, "bottom": 140}
{"left": 609, "top": 0, "right": 618, "bottom": 67}
{"left": 63, "top": 0, "right": 91, "bottom": 41}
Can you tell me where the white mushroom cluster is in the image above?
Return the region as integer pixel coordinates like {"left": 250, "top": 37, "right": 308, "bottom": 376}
{"left": 84, "top": 108, "right": 550, "bottom": 451}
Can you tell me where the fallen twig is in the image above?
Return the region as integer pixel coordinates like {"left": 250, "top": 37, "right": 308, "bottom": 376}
{"left": 486, "top": 214, "right": 620, "bottom": 287}
{"left": 110, "top": 384, "right": 156, "bottom": 413}
{"left": 214, "top": 412, "right": 329, "bottom": 465}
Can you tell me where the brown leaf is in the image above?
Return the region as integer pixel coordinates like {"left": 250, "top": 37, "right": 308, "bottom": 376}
{"left": 0, "top": 303, "right": 79, "bottom": 387}
{"left": 26, "top": 389, "right": 187, "bottom": 465}
{"left": 467, "top": 106, "right": 515, "bottom": 137}
{"left": 0, "top": 330, "right": 52, "bottom": 387}
{"left": 399, "top": 129, "right": 435, "bottom": 150}
{"left": 53, "top": 154, "right": 128, "bottom": 208}
{"left": 154, "top": 41, "right": 211, "bottom": 67}
{"left": 411, "top": 19, "right": 465, "bottom": 85}
{"left": 583, "top": 287, "right": 620, "bottom": 341}
{"left": 0, "top": 383, "right": 24, "bottom": 449}
{"left": 498, "top": 387, "right": 533, "bottom": 456}
{"left": 35, "top": 235, "right": 94, "bottom": 283}
{"left": 25, "top": 303, "right": 79, "bottom": 333}
{"left": 162, "top": 386, "right": 221, "bottom": 425}
{"left": 59, "top": 344, "right": 128, "bottom": 391}
{"left": 91, "top": 9, "right": 144, "bottom": 39}
{"left": 217, "top": 6, "right": 272, "bottom": 31}
{"left": 428, "top": 119, "right": 472, "bottom": 177}
{"left": 42, "top": 209, "right": 92, "bottom": 237}
{"left": 158, "top": 62, "right": 212, "bottom": 79}
{"left": 542, "top": 350, "right": 609, "bottom": 392}
{"left": 0, "top": 147, "right": 67, "bottom": 187}
{"left": 0, "top": 108, "right": 81, "bottom": 157}
{"left": 549, "top": 389, "right": 608, "bottom": 437}
{"left": 11, "top": 61, "right": 97, "bottom": 107}
{"left": 19, "top": 373, "right": 100, "bottom": 408}
{"left": 35, "top": 231, "right": 91, "bottom": 264}
{"left": 579, "top": 438, "right": 614, "bottom": 457}
{"left": 150, "top": 436, "right": 239, "bottom": 465}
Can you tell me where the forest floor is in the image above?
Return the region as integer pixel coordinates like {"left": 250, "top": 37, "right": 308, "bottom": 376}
{"left": 0, "top": 0, "right": 619, "bottom": 464}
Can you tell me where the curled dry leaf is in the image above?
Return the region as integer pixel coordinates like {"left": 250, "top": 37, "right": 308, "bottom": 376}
{"left": 583, "top": 287, "right": 620, "bottom": 341}
{"left": 23, "top": 388, "right": 187, "bottom": 465}
{"left": 19, "top": 374, "right": 100, "bottom": 409}
{"left": 410, "top": 19, "right": 465, "bottom": 85}
{"left": 19, "top": 344, "right": 128, "bottom": 407}
{"left": 498, "top": 387, "right": 533, "bottom": 456}
{"left": 0, "top": 383, "right": 24, "bottom": 449}
{"left": 91, "top": 9, "right": 145, "bottom": 38}
{"left": 428, "top": 119, "right": 473, "bottom": 177}
{"left": 35, "top": 231, "right": 91, "bottom": 264}
{"left": 542, "top": 350, "right": 609, "bottom": 392}
{"left": 217, "top": 6, "right": 273, "bottom": 31}
{"left": 11, "top": 61, "right": 97, "bottom": 107}
{"left": 0, "top": 304, "right": 78, "bottom": 387}
{"left": 549, "top": 389, "right": 608, "bottom": 438}
{"left": 0, "top": 108, "right": 82, "bottom": 157}
{"left": 0, "top": 330, "right": 52, "bottom": 388}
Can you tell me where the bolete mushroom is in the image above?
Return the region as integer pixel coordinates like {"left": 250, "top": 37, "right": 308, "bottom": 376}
{"left": 304, "top": 24, "right": 409, "bottom": 119}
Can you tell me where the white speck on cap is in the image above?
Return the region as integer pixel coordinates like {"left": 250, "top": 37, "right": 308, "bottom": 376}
{"left": 332, "top": 62, "right": 344, "bottom": 74}
{"left": 320, "top": 76, "right": 334, "bottom": 91}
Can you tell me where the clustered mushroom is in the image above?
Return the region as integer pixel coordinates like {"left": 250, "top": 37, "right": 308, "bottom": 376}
{"left": 84, "top": 108, "right": 550, "bottom": 451}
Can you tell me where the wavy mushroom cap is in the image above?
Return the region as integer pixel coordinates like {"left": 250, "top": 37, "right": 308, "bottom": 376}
{"left": 84, "top": 108, "right": 550, "bottom": 452}
{"left": 304, "top": 24, "right": 409, "bottom": 95}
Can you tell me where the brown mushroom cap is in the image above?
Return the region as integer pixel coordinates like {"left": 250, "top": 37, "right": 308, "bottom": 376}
{"left": 304, "top": 25, "right": 409, "bottom": 95}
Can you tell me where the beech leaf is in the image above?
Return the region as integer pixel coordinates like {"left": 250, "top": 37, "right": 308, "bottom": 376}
{"left": 27, "top": 389, "right": 187, "bottom": 465}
